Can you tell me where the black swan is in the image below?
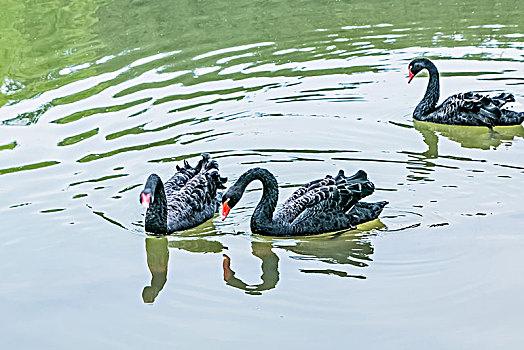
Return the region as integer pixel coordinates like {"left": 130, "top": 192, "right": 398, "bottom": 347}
{"left": 408, "top": 58, "right": 524, "bottom": 127}
{"left": 220, "top": 167, "right": 387, "bottom": 236}
{"left": 139, "top": 153, "right": 227, "bottom": 235}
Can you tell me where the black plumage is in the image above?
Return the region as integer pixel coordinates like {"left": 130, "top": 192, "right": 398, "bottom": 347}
{"left": 408, "top": 58, "right": 524, "bottom": 127}
{"left": 221, "top": 167, "right": 387, "bottom": 236}
{"left": 139, "top": 153, "right": 227, "bottom": 235}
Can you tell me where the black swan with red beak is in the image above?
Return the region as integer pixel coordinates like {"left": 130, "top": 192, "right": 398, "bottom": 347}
{"left": 408, "top": 58, "right": 524, "bottom": 127}
{"left": 139, "top": 153, "right": 227, "bottom": 235}
{"left": 220, "top": 167, "right": 387, "bottom": 236}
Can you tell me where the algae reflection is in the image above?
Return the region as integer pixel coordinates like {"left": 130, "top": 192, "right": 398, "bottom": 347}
{"left": 223, "top": 219, "right": 384, "bottom": 295}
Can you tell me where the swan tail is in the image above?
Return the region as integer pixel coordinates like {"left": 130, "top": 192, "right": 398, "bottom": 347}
{"left": 500, "top": 110, "right": 524, "bottom": 126}
{"left": 191, "top": 153, "right": 210, "bottom": 173}
{"left": 460, "top": 92, "right": 520, "bottom": 126}
{"left": 208, "top": 169, "right": 228, "bottom": 190}
{"left": 335, "top": 170, "right": 375, "bottom": 213}
{"left": 342, "top": 170, "right": 375, "bottom": 197}
{"left": 491, "top": 92, "right": 515, "bottom": 107}
{"left": 347, "top": 201, "right": 388, "bottom": 225}
{"left": 218, "top": 176, "right": 228, "bottom": 189}
{"left": 195, "top": 153, "right": 228, "bottom": 189}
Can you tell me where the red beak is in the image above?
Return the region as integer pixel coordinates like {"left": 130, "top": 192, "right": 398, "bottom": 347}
{"left": 408, "top": 68, "right": 415, "bottom": 83}
{"left": 221, "top": 201, "right": 230, "bottom": 221}
{"left": 141, "top": 193, "right": 151, "bottom": 209}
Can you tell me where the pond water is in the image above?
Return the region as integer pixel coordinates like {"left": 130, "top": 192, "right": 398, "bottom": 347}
{"left": 1, "top": 0, "right": 523, "bottom": 348}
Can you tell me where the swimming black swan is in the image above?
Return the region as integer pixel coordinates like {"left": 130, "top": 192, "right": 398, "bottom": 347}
{"left": 139, "top": 153, "right": 227, "bottom": 235}
{"left": 408, "top": 58, "right": 524, "bottom": 127}
{"left": 220, "top": 167, "right": 387, "bottom": 236}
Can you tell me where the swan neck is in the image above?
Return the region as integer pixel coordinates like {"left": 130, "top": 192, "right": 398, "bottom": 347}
{"left": 237, "top": 168, "right": 279, "bottom": 234}
{"left": 145, "top": 175, "right": 168, "bottom": 234}
{"left": 415, "top": 62, "right": 440, "bottom": 117}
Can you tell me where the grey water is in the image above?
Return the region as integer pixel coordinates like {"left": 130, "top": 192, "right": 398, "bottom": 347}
{"left": 1, "top": 0, "right": 523, "bottom": 348}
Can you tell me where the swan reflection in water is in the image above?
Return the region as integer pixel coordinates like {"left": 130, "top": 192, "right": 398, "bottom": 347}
{"left": 142, "top": 218, "right": 383, "bottom": 300}
{"left": 394, "top": 120, "right": 524, "bottom": 182}
{"left": 142, "top": 219, "right": 226, "bottom": 303}
{"left": 414, "top": 120, "right": 524, "bottom": 157}
{"left": 142, "top": 237, "right": 169, "bottom": 303}
{"left": 222, "top": 219, "right": 384, "bottom": 295}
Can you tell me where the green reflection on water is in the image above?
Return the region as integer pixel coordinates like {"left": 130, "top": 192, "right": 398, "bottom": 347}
{"left": 58, "top": 128, "right": 99, "bottom": 146}
{"left": 69, "top": 173, "right": 129, "bottom": 187}
{"left": 143, "top": 237, "right": 169, "bottom": 304}
{"left": 40, "top": 208, "right": 66, "bottom": 214}
{"left": 2, "top": 0, "right": 523, "bottom": 123}
{"left": 142, "top": 219, "right": 227, "bottom": 303}
{"left": 223, "top": 222, "right": 382, "bottom": 295}
{"left": 105, "top": 117, "right": 194, "bottom": 141}
{"left": 414, "top": 120, "right": 524, "bottom": 154}
{"left": 0, "top": 161, "right": 60, "bottom": 176}
{"left": 0, "top": 0, "right": 108, "bottom": 107}
{"left": 0, "top": 141, "right": 17, "bottom": 151}
{"left": 0, "top": 0, "right": 522, "bottom": 346}
{"left": 223, "top": 242, "right": 280, "bottom": 296}
{"left": 76, "top": 131, "right": 210, "bottom": 163}
{"left": 51, "top": 98, "right": 153, "bottom": 124}
{"left": 139, "top": 218, "right": 382, "bottom": 298}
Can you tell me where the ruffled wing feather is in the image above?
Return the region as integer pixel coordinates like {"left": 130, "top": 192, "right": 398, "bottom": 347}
{"left": 436, "top": 92, "right": 516, "bottom": 127}
{"left": 274, "top": 170, "right": 374, "bottom": 225}
{"left": 164, "top": 153, "right": 227, "bottom": 230}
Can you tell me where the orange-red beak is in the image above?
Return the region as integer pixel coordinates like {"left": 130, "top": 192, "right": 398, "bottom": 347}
{"left": 141, "top": 193, "right": 151, "bottom": 209}
{"left": 408, "top": 68, "right": 415, "bottom": 83}
{"left": 221, "top": 201, "right": 230, "bottom": 221}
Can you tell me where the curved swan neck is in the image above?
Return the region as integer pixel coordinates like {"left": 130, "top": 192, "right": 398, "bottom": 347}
{"left": 235, "top": 168, "right": 279, "bottom": 234}
{"left": 144, "top": 174, "right": 168, "bottom": 234}
{"left": 414, "top": 60, "right": 440, "bottom": 117}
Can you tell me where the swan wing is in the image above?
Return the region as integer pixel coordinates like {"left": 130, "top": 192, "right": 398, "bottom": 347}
{"left": 164, "top": 153, "right": 207, "bottom": 194}
{"left": 164, "top": 153, "right": 227, "bottom": 196}
{"left": 346, "top": 201, "right": 388, "bottom": 226}
{"left": 288, "top": 200, "right": 388, "bottom": 235}
{"left": 438, "top": 92, "right": 515, "bottom": 127}
{"left": 165, "top": 154, "right": 227, "bottom": 224}
{"left": 275, "top": 170, "right": 374, "bottom": 224}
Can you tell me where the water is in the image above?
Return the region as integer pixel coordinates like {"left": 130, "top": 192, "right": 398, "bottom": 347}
{"left": 1, "top": 0, "right": 523, "bottom": 348}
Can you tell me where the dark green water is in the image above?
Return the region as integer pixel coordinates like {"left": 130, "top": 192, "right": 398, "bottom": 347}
{"left": 1, "top": 0, "right": 523, "bottom": 348}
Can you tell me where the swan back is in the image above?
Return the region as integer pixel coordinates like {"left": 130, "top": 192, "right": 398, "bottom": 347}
{"left": 274, "top": 170, "right": 374, "bottom": 225}
{"left": 143, "top": 153, "right": 227, "bottom": 234}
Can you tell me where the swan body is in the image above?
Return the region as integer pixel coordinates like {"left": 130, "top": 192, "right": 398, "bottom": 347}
{"left": 221, "top": 167, "right": 387, "bottom": 236}
{"left": 139, "top": 153, "right": 227, "bottom": 235}
{"left": 408, "top": 58, "right": 524, "bottom": 127}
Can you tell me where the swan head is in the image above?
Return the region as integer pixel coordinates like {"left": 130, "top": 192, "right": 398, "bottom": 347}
{"left": 140, "top": 173, "right": 162, "bottom": 209}
{"left": 220, "top": 188, "right": 242, "bottom": 221}
{"left": 408, "top": 58, "right": 432, "bottom": 83}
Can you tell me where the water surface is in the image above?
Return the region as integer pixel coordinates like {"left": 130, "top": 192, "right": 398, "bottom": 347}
{"left": 1, "top": 0, "right": 523, "bottom": 348}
